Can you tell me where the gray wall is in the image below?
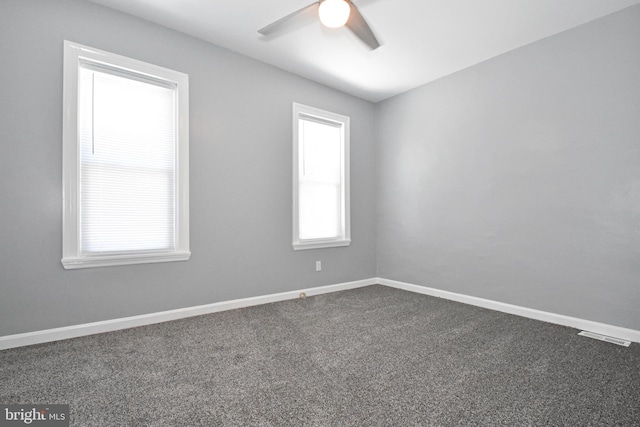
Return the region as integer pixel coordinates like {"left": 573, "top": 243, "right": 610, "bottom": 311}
{"left": 2, "top": 0, "right": 638, "bottom": 338}
{"left": 376, "top": 6, "right": 640, "bottom": 330}
{"left": 0, "top": 0, "right": 377, "bottom": 336}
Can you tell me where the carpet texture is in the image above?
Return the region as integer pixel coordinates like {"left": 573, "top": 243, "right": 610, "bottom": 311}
{"left": 1, "top": 285, "right": 639, "bottom": 426}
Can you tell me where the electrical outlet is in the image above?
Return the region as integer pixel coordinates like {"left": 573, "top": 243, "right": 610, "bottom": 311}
{"left": 316, "top": 261, "right": 322, "bottom": 272}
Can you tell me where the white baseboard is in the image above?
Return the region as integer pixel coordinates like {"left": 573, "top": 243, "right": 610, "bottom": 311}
{"left": 377, "top": 277, "right": 640, "bottom": 344}
{"left": 0, "top": 278, "right": 376, "bottom": 350}
{"left": 2, "top": 276, "right": 638, "bottom": 350}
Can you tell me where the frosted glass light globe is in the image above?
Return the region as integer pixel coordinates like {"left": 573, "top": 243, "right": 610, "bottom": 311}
{"left": 319, "top": 0, "right": 351, "bottom": 28}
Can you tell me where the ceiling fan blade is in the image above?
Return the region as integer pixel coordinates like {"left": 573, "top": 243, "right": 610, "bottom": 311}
{"left": 345, "top": 1, "right": 380, "bottom": 50}
{"left": 258, "top": 2, "right": 320, "bottom": 36}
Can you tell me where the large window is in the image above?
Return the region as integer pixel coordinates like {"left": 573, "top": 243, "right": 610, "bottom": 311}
{"left": 293, "top": 103, "right": 350, "bottom": 250}
{"left": 62, "top": 41, "right": 189, "bottom": 269}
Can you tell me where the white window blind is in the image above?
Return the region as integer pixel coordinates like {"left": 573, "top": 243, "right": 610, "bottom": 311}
{"left": 298, "top": 117, "right": 342, "bottom": 240}
{"left": 79, "top": 65, "right": 177, "bottom": 254}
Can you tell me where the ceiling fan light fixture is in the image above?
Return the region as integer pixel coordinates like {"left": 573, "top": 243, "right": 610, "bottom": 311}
{"left": 319, "top": 0, "right": 351, "bottom": 28}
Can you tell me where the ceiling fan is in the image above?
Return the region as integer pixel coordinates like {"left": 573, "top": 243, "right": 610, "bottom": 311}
{"left": 258, "top": 0, "right": 380, "bottom": 50}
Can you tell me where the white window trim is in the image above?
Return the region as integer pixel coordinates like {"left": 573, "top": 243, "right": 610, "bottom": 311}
{"left": 292, "top": 103, "right": 351, "bottom": 250}
{"left": 62, "top": 41, "right": 190, "bottom": 269}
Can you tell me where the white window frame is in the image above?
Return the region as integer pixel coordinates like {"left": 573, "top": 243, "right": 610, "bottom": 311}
{"left": 62, "top": 41, "right": 190, "bottom": 269}
{"left": 292, "top": 103, "right": 351, "bottom": 250}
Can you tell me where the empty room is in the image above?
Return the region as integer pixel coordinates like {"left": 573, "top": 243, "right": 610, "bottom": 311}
{"left": 1, "top": 0, "right": 639, "bottom": 425}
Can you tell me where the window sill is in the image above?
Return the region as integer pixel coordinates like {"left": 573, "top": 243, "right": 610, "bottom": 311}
{"left": 293, "top": 239, "right": 351, "bottom": 251}
{"left": 62, "top": 251, "right": 191, "bottom": 270}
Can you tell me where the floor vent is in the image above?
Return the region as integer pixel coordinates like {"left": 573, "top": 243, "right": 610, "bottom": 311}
{"left": 578, "top": 331, "right": 631, "bottom": 347}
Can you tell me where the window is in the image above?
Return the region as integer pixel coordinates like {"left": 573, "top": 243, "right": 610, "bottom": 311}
{"left": 62, "top": 41, "right": 189, "bottom": 269}
{"left": 293, "top": 103, "right": 350, "bottom": 250}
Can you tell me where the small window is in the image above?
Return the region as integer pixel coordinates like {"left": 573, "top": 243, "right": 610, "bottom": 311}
{"left": 293, "top": 103, "right": 350, "bottom": 250}
{"left": 62, "top": 41, "right": 190, "bottom": 269}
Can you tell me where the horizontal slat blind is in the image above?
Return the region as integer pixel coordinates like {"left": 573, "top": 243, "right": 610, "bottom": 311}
{"left": 298, "top": 118, "right": 342, "bottom": 240}
{"left": 78, "top": 65, "right": 176, "bottom": 254}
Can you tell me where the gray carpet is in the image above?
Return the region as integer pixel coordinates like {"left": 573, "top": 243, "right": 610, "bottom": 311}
{"left": 1, "top": 285, "right": 639, "bottom": 426}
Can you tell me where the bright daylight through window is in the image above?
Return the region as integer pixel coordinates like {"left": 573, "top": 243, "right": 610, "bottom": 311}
{"left": 293, "top": 103, "right": 350, "bottom": 250}
{"left": 62, "top": 41, "right": 190, "bottom": 269}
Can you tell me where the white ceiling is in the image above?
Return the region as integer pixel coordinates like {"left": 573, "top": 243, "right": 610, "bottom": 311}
{"left": 86, "top": 0, "right": 640, "bottom": 102}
